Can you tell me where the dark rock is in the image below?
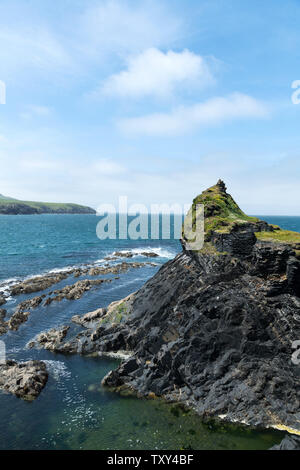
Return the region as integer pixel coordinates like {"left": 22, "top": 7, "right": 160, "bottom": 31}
{"left": 140, "top": 252, "right": 159, "bottom": 258}
{"left": 270, "top": 434, "right": 300, "bottom": 450}
{"left": 8, "top": 311, "right": 30, "bottom": 331}
{"left": 211, "top": 230, "right": 257, "bottom": 256}
{"left": 0, "top": 309, "right": 6, "bottom": 320}
{"left": 113, "top": 252, "right": 134, "bottom": 258}
{"left": 15, "top": 295, "right": 44, "bottom": 314}
{"left": 287, "top": 257, "right": 300, "bottom": 297}
{"left": 31, "top": 181, "right": 300, "bottom": 435}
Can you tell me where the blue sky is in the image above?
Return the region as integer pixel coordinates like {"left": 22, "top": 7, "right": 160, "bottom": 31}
{"left": 0, "top": 0, "right": 300, "bottom": 214}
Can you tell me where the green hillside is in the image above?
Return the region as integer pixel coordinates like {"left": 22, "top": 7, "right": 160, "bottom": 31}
{"left": 0, "top": 195, "right": 96, "bottom": 215}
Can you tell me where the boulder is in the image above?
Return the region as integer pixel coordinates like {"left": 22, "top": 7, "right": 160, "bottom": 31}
{"left": 0, "top": 360, "right": 48, "bottom": 400}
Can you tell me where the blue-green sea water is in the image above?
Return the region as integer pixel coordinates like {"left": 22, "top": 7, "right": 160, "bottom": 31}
{"left": 0, "top": 214, "right": 298, "bottom": 450}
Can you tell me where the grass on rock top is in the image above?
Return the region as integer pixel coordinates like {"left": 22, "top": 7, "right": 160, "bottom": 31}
{"left": 184, "top": 180, "right": 300, "bottom": 252}
{"left": 256, "top": 230, "right": 300, "bottom": 245}
{"left": 190, "top": 182, "right": 259, "bottom": 238}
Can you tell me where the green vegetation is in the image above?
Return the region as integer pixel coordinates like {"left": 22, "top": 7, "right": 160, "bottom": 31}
{"left": 197, "top": 241, "right": 228, "bottom": 256}
{"left": 100, "top": 301, "right": 131, "bottom": 326}
{"left": 256, "top": 230, "right": 300, "bottom": 246}
{"left": 183, "top": 180, "right": 300, "bottom": 254}
{"left": 0, "top": 194, "right": 96, "bottom": 214}
{"left": 186, "top": 180, "right": 259, "bottom": 241}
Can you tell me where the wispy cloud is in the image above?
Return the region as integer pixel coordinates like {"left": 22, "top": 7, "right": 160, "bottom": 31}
{"left": 119, "top": 93, "right": 269, "bottom": 136}
{"left": 0, "top": 27, "right": 72, "bottom": 81}
{"left": 80, "top": 0, "right": 181, "bottom": 56}
{"left": 99, "top": 48, "right": 213, "bottom": 98}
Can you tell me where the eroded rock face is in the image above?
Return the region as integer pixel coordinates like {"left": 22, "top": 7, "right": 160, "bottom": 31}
{"left": 29, "top": 181, "right": 300, "bottom": 433}
{"left": 32, "top": 242, "right": 300, "bottom": 431}
{"left": 0, "top": 360, "right": 48, "bottom": 400}
{"left": 100, "top": 248, "right": 300, "bottom": 431}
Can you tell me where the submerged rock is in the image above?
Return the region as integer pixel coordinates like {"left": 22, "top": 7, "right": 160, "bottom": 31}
{"left": 140, "top": 252, "right": 159, "bottom": 258}
{"left": 0, "top": 360, "right": 48, "bottom": 400}
{"left": 6, "top": 261, "right": 152, "bottom": 299}
{"left": 32, "top": 181, "right": 300, "bottom": 434}
{"left": 113, "top": 251, "right": 159, "bottom": 259}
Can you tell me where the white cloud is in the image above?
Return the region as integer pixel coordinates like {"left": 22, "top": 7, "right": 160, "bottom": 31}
{"left": 80, "top": 0, "right": 181, "bottom": 56}
{"left": 100, "top": 48, "right": 213, "bottom": 98}
{"left": 119, "top": 93, "right": 269, "bottom": 136}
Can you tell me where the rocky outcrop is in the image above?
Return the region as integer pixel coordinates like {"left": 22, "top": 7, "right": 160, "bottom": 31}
{"left": 72, "top": 308, "right": 106, "bottom": 328}
{"left": 7, "top": 261, "right": 154, "bottom": 299}
{"left": 0, "top": 261, "right": 153, "bottom": 335}
{"left": 112, "top": 252, "right": 159, "bottom": 259}
{"left": 0, "top": 296, "right": 6, "bottom": 307}
{"left": 28, "top": 326, "right": 70, "bottom": 352}
{"left": 0, "top": 309, "right": 8, "bottom": 336}
{"left": 10, "top": 272, "right": 70, "bottom": 296}
{"left": 271, "top": 434, "right": 300, "bottom": 450}
{"left": 44, "top": 278, "right": 111, "bottom": 304}
{"left": 30, "top": 181, "right": 300, "bottom": 436}
{"left": 0, "top": 360, "right": 48, "bottom": 400}
{"left": 8, "top": 310, "right": 30, "bottom": 331}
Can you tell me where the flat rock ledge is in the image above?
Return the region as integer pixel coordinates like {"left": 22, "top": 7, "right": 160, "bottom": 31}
{"left": 0, "top": 360, "right": 48, "bottom": 400}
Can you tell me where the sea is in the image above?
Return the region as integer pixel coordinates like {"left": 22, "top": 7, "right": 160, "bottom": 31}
{"left": 0, "top": 214, "right": 298, "bottom": 450}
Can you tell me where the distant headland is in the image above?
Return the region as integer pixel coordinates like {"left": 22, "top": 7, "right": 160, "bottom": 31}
{"left": 0, "top": 194, "right": 96, "bottom": 215}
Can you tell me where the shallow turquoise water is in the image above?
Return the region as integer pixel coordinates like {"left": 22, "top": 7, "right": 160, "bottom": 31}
{"left": 0, "top": 214, "right": 298, "bottom": 450}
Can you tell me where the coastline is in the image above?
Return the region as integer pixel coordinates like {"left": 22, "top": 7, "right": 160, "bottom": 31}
{"left": 0, "top": 206, "right": 298, "bottom": 448}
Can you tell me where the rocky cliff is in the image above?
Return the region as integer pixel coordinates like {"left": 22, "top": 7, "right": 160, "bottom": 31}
{"left": 31, "top": 181, "right": 300, "bottom": 440}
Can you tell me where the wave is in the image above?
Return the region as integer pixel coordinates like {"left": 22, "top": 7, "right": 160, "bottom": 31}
{"left": 0, "top": 245, "right": 177, "bottom": 296}
{"left": 0, "top": 277, "right": 19, "bottom": 300}
{"left": 112, "top": 246, "right": 176, "bottom": 260}
{"left": 43, "top": 360, "right": 71, "bottom": 381}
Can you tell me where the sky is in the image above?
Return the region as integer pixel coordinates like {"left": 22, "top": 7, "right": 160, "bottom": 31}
{"left": 0, "top": 0, "right": 300, "bottom": 214}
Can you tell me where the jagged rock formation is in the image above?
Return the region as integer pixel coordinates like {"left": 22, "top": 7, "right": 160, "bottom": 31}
{"left": 30, "top": 181, "right": 300, "bottom": 441}
{"left": 0, "top": 360, "right": 48, "bottom": 400}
